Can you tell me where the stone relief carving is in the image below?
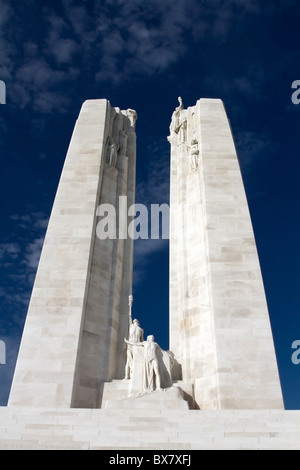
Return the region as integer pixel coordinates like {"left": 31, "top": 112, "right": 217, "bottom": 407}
{"left": 118, "top": 129, "right": 128, "bottom": 157}
{"left": 105, "top": 136, "right": 118, "bottom": 168}
{"left": 169, "top": 96, "right": 187, "bottom": 144}
{"left": 170, "top": 96, "right": 183, "bottom": 132}
{"left": 178, "top": 119, "right": 187, "bottom": 144}
{"left": 104, "top": 107, "right": 135, "bottom": 169}
{"left": 189, "top": 138, "right": 199, "bottom": 171}
{"left": 126, "top": 108, "right": 138, "bottom": 128}
{"left": 108, "top": 106, "right": 116, "bottom": 137}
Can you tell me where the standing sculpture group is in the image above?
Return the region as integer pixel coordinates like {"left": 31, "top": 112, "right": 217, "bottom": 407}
{"left": 124, "top": 296, "right": 171, "bottom": 394}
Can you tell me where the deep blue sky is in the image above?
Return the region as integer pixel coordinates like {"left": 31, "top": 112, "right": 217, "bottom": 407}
{"left": 0, "top": 0, "right": 300, "bottom": 409}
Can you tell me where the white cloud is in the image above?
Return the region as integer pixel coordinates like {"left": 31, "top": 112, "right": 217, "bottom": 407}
{"left": 12, "top": 54, "right": 80, "bottom": 112}
{"left": 0, "top": 211, "right": 49, "bottom": 311}
{"left": 47, "top": 31, "right": 78, "bottom": 65}
{"left": 95, "top": 0, "right": 190, "bottom": 78}
{"left": 133, "top": 137, "right": 170, "bottom": 285}
{"left": 235, "top": 130, "right": 271, "bottom": 173}
{"left": 0, "top": 243, "right": 21, "bottom": 260}
{"left": 10, "top": 211, "right": 49, "bottom": 231}
{"left": 0, "top": 0, "right": 195, "bottom": 109}
{"left": 0, "top": 0, "right": 12, "bottom": 26}
{"left": 0, "top": 0, "right": 286, "bottom": 113}
{"left": 136, "top": 140, "right": 170, "bottom": 205}
{"left": 133, "top": 138, "right": 170, "bottom": 284}
{"left": 134, "top": 238, "right": 168, "bottom": 260}
{"left": 7, "top": 214, "right": 47, "bottom": 271}
{"left": 24, "top": 236, "right": 44, "bottom": 270}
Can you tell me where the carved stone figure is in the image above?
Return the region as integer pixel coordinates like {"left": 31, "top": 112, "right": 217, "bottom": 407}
{"left": 189, "top": 138, "right": 199, "bottom": 171}
{"left": 178, "top": 119, "right": 187, "bottom": 143}
{"left": 169, "top": 96, "right": 187, "bottom": 143}
{"left": 141, "top": 335, "right": 162, "bottom": 392}
{"left": 170, "top": 96, "right": 183, "bottom": 132}
{"left": 126, "top": 109, "right": 138, "bottom": 127}
{"left": 125, "top": 335, "right": 162, "bottom": 393}
{"left": 124, "top": 317, "right": 144, "bottom": 380}
{"left": 106, "top": 137, "right": 118, "bottom": 168}
{"left": 118, "top": 129, "right": 127, "bottom": 157}
{"left": 176, "top": 96, "right": 184, "bottom": 113}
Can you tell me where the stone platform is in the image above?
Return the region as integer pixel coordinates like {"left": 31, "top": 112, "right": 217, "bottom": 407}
{"left": 101, "top": 381, "right": 195, "bottom": 409}
{"left": 104, "top": 385, "right": 190, "bottom": 410}
{"left": 0, "top": 406, "right": 299, "bottom": 450}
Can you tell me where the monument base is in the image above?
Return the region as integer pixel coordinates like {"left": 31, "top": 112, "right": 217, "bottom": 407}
{"left": 0, "top": 406, "right": 299, "bottom": 450}
{"left": 104, "top": 384, "right": 190, "bottom": 410}
{"left": 101, "top": 380, "right": 196, "bottom": 409}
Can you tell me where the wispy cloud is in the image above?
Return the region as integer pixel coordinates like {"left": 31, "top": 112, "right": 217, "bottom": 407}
{"left": 136, "top": 139, "right": 170, "bottom": 205}
{"left": 23, "top": 236, "right": 44, "bottom": 271}
{"left": 10, "top": 211, "right": 49, "bottom": 232}
{"left": 10, "top": 212, "right": 48, "bottom": 275}
{"left": 133, "top": 136, "right": 170, "bottom": 286}
{"left": 0, "top": 211, "right": 48, "bottom": 332}
{"left": 0, "top": 209, "right": 48, "bottom": 404}
{"left": 0, "top": 0, "right": 276, "bottom": 114}
{"left": 235, "top": 130, "right": 272, "bottom": 173}
{"left": 0, "top": 243, "right": 21, "bottom": 260}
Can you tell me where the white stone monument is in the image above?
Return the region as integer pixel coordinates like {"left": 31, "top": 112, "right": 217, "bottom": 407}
{"left": 8, "top": 97, "right": 284, "bottom": 411}
{"left": 1, "top": 97, "right": 298, "bottom": 450}
{"left": 168, "top": 97, "right": 284, "bottom": 410}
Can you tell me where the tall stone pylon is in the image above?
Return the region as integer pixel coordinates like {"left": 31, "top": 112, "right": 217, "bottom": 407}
{"left": 9, "top": 100, "right": 137, "bottom": 408}
{"left": 168, "top": 98, "right": 284, "bottom": 410}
